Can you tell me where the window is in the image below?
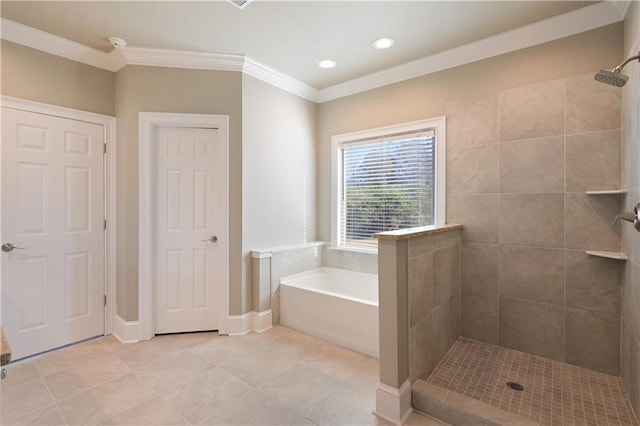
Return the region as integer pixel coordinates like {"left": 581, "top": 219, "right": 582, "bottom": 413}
{"left": 331, "top": 117, "right": 446, "bottom": 250}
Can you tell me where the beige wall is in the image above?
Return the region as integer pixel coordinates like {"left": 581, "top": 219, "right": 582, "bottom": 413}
{"left": 0, "top": 41, "right": 317, "bottom": 321}
{"left": 622, "top": 2, "right": 640, "bottom": 416}
{"left": 316, "top": 23, "right": 624, "bottom": 241}
{"left": 241, "top": 75, "right": 317, "bottom": 313}
{"left": 1, "top": 41, "right": 115, "bottom": 115}
{"left": 114, "top": 66, "right": 243, "bottom": 319}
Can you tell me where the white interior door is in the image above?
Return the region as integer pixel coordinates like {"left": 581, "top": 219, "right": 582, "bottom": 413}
{"left": 1, "top": 107, "right": 105, "bottom": 360}
{"left": 155, "top": 127, "right": 221, "bottom": 333}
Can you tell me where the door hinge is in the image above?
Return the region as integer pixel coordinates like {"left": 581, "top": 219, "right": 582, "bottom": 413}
{"left": 103, "top": 143, "right": 107, "bottom": 154}
{"left": 104, "top": 219, "right": 107, "bottom": 230}
{"left": 104, "top": 295, "right": 107, "bottom": 306}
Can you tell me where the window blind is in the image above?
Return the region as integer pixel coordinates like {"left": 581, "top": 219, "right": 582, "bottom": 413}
{"left": 338, "top": 130, "right": 435, "bottom": 250}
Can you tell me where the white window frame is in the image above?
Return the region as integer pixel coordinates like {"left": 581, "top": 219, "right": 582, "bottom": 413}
{"left": 331, "top": 117, "right": 446, "bottom": 250}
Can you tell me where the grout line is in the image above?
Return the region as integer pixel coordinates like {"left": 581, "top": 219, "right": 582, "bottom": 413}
{"left": 562, "top": 78, "right": 568, "bottom": 367}
{"left": 497, "top": 91, "right": 502, "bottom": 347}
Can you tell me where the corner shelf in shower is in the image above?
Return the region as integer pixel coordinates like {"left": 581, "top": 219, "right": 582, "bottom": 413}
{"left": 586, "top": 190, "right": 627, "bottom": 195}
{"left": 586, "top": 250, "right": 628, "bottom": 260}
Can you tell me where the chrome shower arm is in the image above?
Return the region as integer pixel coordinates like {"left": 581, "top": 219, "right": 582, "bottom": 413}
{"left": 613, "top": 52, "right": 640, "bottom": 72}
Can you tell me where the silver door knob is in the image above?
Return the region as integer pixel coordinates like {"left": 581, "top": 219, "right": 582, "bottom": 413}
{"left": 2, "top": 243, "right": 26, "bottom": 252}
{"left": 201, "top": 236, "right": 218, "bottom": 243}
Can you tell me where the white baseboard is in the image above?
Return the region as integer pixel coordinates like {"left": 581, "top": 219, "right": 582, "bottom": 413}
{"left": 112, "top": 315, "right": 140, "bottom": 343}
{"left": 373, "top": 379, "right": 413, "bottom": 425}
{"left": 227, "top": 310, "right": 272, "bottom": 335}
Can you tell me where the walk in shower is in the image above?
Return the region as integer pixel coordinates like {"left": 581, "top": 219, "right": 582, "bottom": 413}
{"left": 377, "top": 66, "right": 640, "bottom": 425}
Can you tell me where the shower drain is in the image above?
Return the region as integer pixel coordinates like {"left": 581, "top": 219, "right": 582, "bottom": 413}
{"left": 506, "top": 381, "right": 525, "bottom": 391}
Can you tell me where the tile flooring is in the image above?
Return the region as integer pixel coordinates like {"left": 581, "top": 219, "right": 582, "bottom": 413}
{"left": 427, "top": 338, "right": 639, "bottom": 426}
{"left": 1, "top": 326, "right": 440, "bottom": 425}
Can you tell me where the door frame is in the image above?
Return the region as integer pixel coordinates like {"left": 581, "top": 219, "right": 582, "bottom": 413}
{"left": 0, "top": 95, "right": 117, "bottom": 336}
{"left": 138, "top": 112, "right": 229, "bottom": 340}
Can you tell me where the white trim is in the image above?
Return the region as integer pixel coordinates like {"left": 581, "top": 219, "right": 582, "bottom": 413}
{"left": 331, "top": 117, "right": 446, "bottom": 248}
{"left": 316, "top": 1, "right": 623, "bottom": 102}
{"left": 0, "top": 95, "right": 117, "bottom": 336}
{"left": 138, "top": 112, "right": 230, "bottom": 341}
{"left": 251, "top": 251, "right": 273, "bottom": 259}
{"left": 112, "top": 315, "right": 140, "bottom": 343}
{"left": 373, "top": 379, "right": 413, "bottom": 426}
{"left": 609, "top": 0, "right": 631, "bottom": 20}
{"left": 243, "top": 57, "right": 318, "bottom": 102}
{"left": 1, "top": 1, "right": 625, "bottom": 103}
{"left": 121, "top": 46, "right": 244, "bottom": 72}
{"left": 227, "top": 310, "right": 273, "bottom": 335}
{"left": 0, "top": 18, "right": 119, "bottom": 71}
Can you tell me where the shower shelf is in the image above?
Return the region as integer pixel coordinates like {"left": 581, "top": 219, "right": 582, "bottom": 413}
{"left": 586, "top": 250, "right": 628, "bottom": 260}
{"left": 586, "top": 190, "right": 627, "bottom": 195}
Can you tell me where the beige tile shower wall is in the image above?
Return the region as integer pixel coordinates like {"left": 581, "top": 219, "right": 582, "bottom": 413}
{"left": 621, "top": 9, "right": 640, "bottom": 415}
{"left": 449, "top": 73, "right": 624, "bottom": 375}
{"left": 408, "top": 229, "right": 461, "bottom": 384}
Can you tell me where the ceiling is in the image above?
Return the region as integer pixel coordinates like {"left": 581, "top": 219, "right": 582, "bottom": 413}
{"left": 1, "top": 1, "right": 609, "bottom": 90}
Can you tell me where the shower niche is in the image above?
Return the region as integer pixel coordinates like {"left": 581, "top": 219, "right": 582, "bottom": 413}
{"left": 586, "top": 190, "right": 629, "bottom": 260}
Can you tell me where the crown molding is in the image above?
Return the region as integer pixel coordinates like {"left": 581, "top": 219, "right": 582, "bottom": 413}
{"left": 243, "top": 57, "right": 318, "bottom": 102}
{"left": 608, "top": 0, "right": 631, "bottom": 20}
{"left": 317, "top": 1, "right": 623, "bottom": 102}
{"left": 1, "top": 1, "right": 625, "bottom": 104}
{"left": 0, "top": 17, "right": 316, "bottom": 100}
{"left": 1, "top": 18, "right": 117, "bottom": 71}
{"left": 119, "top": 46, "right": 245, "bottom": 72}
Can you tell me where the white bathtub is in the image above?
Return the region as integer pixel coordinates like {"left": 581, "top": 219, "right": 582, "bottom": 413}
{"left": 279, "top": 267, "right": 379, "bottom": 358}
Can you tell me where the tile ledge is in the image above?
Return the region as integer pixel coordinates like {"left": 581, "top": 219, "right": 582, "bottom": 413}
{"left": 585, "top": 250, "right": 628, "bottom": 260}
{"left": 374, "top": 224, "right": 463, "bottom": 240}
{"left": 586, "top": 190, "right": 627, "bottom": 195}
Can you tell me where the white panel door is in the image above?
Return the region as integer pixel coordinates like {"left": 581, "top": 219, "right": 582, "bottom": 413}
{"left": 1, "top": 108, "right": 104, "bottom": 359}
{"left": 155, "top": 127, "right": 221, "bottom": 333}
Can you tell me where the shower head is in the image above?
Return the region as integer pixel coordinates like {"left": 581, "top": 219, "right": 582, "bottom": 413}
{"left": 594, "top": 52, "right": 640, "bottom": 87}
{"left": 594, "top": 69, "right": 629, "bottom": 87}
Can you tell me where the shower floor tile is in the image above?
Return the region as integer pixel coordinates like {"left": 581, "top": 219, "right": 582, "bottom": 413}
{"left": 427, "top": 338, "right": 639, "bottom": 426}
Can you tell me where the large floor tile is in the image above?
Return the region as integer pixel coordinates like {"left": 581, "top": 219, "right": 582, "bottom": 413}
{"left": 57, "top": 373, "right": 155, "bottom": 425}
{"left": 189, "top": 335, "right": 254, "bottom": 365}
{"left": 218, "top": 344, "right": 299, "bottom": 387}
{"left": 0, "top": 377, "right": 56, "bottom": 424}
{"left": 197, "top": 390, "right": 313, "bottom": 425}
{"left": 134, "top": 350, "right": 214, "bottom": 397}
{"left": 43, "top": 352, "right": 131, "bottom": 401}
{"left": 9, "top": 404, "right": 67, "bottom": 426}
{"left": 168, "top": 330, "right": 220, "bottom": 349}
{"left": 33, "top": 339, "right": 108, "bottom": 377}
{"left": 112, "top": 334, "right": 188, "bottom": 369}
{"left": 0, "top": 326, "right": 384, "bottom": 426}
{"left": 100, "top": 396, "right": 190, "bottom": 425}
{"left": 301, "top": 340, "right": 374, "bottom": 383}
{"left": 0, "top": 359, "right": 40, "bottom": 389}
{"left": 167, "top": 366, "right": 252, "bottom": 424}
{"left": 257, "top": 364, "right": 343, "bottom": 416}
{"left": 307, "top": 381, "right": 390, "bottom": 426}
{"left": 346, "top": 356, "right": 379, "bottom": 389}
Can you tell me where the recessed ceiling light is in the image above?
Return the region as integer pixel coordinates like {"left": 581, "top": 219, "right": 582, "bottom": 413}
{"left": 372, "top": 37, "right": 395, "bottom": 50}
{"left": 318, "top": 59, "right": 337, "bottom": 69}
